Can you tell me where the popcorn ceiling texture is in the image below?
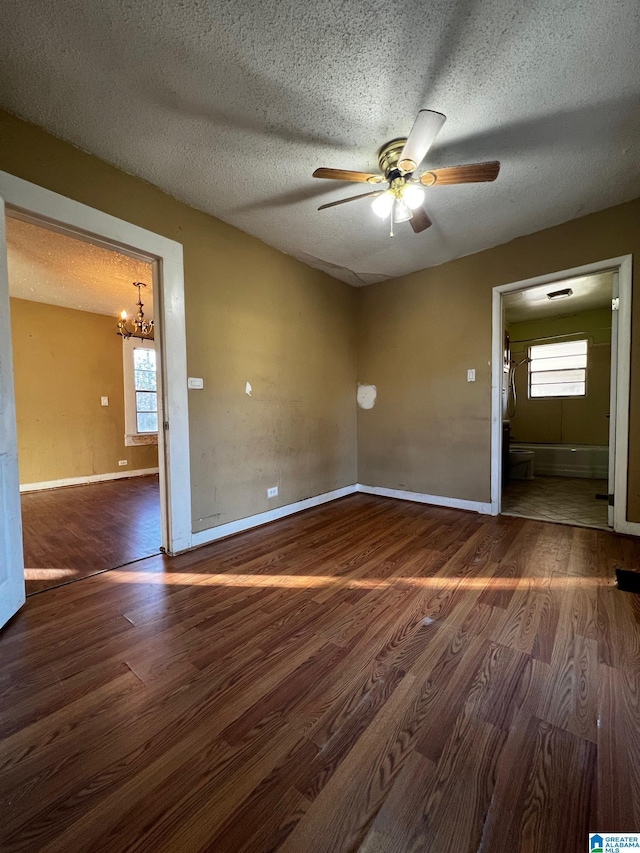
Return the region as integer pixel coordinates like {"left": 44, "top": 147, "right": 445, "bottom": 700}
{"left": 1, "top": 0, "right": 640, "bottom": 285}
{"left": 6, "top": 218, "right": 152, "bottom": 316}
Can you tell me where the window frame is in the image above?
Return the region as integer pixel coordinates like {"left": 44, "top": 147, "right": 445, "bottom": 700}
{"left": 527, "top": 338, "right": 589, "bottom": 400}
{"left": 122, "top": 337, "right": 159, "bottom": 445}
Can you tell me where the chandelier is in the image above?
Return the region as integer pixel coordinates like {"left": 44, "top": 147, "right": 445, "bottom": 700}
{"left": 117, "top": 282, "right": 154, "bottom": 341}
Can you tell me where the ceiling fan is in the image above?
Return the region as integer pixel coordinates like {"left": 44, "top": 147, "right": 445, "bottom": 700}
{"left": 312, "top": 110, "right": 500, "bottom": 236}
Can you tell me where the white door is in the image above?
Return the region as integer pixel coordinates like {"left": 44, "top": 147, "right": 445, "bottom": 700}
{"left": 0, "top": 198, "right": 26, "bottom": 628}
{"left": 607, "top": 272, "right": 619, "bottom": 528}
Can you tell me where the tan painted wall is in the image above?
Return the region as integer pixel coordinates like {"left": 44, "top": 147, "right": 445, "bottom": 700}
{"left": 357, "top": 198, "right": 640, "bottom": 521}
{"left": 0, "top": 111, "right": 357, "bottom": 530}
{"left": 10, "top": 298, "right": 158, "bottom": 484}
{"left": 509, "top": 309, "right": 612, "bottom": 446}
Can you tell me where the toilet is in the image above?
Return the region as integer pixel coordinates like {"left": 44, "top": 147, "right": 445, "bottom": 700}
{"left": 509, "top": 448, "right": 535, "bottom": 480}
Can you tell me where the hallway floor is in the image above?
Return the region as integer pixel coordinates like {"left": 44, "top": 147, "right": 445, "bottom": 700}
{"left": 502, "top": 476, "right": 609, "bottom": 529}
{"left": 21, "top": 475, "right": 161, "bottom": 595}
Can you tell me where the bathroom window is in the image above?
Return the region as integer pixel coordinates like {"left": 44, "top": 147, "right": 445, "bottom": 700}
{"left": 529, "top": 339, "right": 587, "bottom": 398}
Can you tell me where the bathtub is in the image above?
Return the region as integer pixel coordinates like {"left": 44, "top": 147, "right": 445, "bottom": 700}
{"left": 510, "top": 443, "right": 608, "bottom": 479}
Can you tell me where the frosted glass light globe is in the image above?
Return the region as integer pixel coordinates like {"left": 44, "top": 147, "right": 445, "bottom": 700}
{"left": 393, "top": 200, "right": 413, "bottom": 222}
{"left": 371, "top": 190, "right": 394, "bottom": 219}
{"left": 403, "top": 184, "right": 425, "bottom": 210}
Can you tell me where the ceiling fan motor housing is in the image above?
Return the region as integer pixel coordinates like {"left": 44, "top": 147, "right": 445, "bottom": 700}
{"left": 377, "top": 138, "right": 409, "bottom": 178}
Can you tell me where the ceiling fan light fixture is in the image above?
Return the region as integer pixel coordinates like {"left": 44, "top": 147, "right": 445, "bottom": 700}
{"left": 403, "top": 183, "right": 425, "bottom": 210}
{"left": 393, "top": 199, "right": 413, "bottom": 223}
{"left": 311, "top": 109, "right": 499, "bottom": 238}
{"left": 371, "top": 190, "right": 394, "bottom": 219}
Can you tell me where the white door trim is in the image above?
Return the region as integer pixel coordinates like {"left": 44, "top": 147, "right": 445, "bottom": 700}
{"left": 0, "top": 195, "right": 26, "bottom": 627}
{"left": 490, "top": 254, "right": 638, "bottom": 535}
{"left": 607, "top": 272, "right": 619, "bottom": 528}
{"left": 0, "top": 170, "right": 192, "bottom": 554}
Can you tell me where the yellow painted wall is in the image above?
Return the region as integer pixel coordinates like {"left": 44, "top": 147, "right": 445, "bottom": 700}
{"left": 0, "top": 110, "right": 357, "bottom": 530}
{"left": 357, "top": 198, "right": 640, "bottom": 521}
{"left": 10, "top": 298, "right": 158, "bottom": 484}
{"left": 509, "top": 309, "right": 612, "bottom": 446}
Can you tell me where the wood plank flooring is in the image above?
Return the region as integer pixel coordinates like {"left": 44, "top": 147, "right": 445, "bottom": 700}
{"left": 21, "top": 474, "right": 161, "bottom": 594}
{"left": 2, "top": 493, "right": 640, "bottom": 852}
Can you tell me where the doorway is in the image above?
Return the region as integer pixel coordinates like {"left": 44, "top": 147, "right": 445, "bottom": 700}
{"left": 7, "top": 215, "right": 163, "bottom": 593}
{"left": 490, "top": 256, "right": 636, "bottom": 535}
{"left": 0, "top": 170, "right": 191, "bottom": 629}
{"left": 501, "top": 270, "right": 614, "bottom": 529}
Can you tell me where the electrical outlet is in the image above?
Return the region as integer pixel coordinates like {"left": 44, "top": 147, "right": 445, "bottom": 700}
{"left": 101, "top": 396, "right": 109, "bottom": 406}
{"left": 467, "top": 369, "right": 476, "bottom": 382}
{"left": 267, "top": 486, "right": 278, "bottom": 498}
{"left": 118, "top": 460, "right": 128, "bottom": 466}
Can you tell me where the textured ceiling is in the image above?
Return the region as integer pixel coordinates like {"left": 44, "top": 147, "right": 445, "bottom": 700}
{"left": 1, "top": 0, "right": 639, "bottom": 285}
{"left": 7, "top": 217, "right": 153, "bottom": 316}
{"left": 504, "top": 272, "right": 613, "bottom": 324}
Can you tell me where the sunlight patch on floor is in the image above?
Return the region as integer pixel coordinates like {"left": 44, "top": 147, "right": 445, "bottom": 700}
{"left": 24, "top": 567, "right": 79, "bottom": 580}
{"left": 104, "top": 571, "right": 608, "bottom": 589}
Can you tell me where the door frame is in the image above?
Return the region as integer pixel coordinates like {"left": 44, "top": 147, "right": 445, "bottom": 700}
{"left": 0, "top": 198, "right": 24, "bottom": 626}
{"left": 0, "top": 169, "right": 192, "bottom": 556}
{"left": 607, "top": 272, "right": 619, "bottom": 528}
{"left": 490, "top": 254, "right": 638, "bottom": 535}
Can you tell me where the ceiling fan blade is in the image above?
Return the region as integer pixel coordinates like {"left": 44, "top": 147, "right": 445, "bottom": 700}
{"left": 419, "top": 161, "right": 500, "bottom": 186}
{"left": 318, "top": 190, "right": 384, "bottom": 211}
{"left": 410, "top": 206, "right": 432, "bottom": 233}
{"left": 398, "top": 110, "right": 446, "bottom": 172}
{"left": 313, "top": 168, "right": 384, "bottom": 184}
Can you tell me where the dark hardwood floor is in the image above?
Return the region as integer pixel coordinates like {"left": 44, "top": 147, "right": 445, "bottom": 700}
{"left": 2, "top": 493, "right": 640, "bottom": 852}
{"left": 21, "top": 474, "right": 161, "bottom": 594}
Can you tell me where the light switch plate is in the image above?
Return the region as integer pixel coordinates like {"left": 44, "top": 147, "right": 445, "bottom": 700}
{"left": 101, "top": 396, "right": 109, "bottom": 406}
{"left": 467, "top": 369, "right": 476, "bottom": 382}
{"left": 188, "top": 377, "right": 204, "bottom": 389}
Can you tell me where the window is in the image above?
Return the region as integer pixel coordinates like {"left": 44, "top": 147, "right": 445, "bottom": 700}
{"left": 529, "top": 339, "right": 587, "bottom": 398}
{"left": 123, "top": 338, "right": 158, "bottom": 444}
{"left": 133, "top": 347, "right": 158, "bottom": 432}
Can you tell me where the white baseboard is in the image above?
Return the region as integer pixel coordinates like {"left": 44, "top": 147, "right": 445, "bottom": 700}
{"left": 190, "top": 484, "right": 359, "bottom": 548}
{"left": 356, "top": 483, "right": 492, "bottom": 515}
{"left": 20, "top": 467, "right": 159, "bottom": 493}
{"left": 188, "top": 481, "right": 492, "bottom": 551}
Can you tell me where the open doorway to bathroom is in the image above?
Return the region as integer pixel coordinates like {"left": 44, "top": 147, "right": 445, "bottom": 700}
{"left": 500, "top": 270, "right": 615, "bottom": 529}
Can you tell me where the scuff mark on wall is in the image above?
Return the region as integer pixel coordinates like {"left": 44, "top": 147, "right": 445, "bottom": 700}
{"left": 357, "top": 384, "right": 377, "bottom": 409}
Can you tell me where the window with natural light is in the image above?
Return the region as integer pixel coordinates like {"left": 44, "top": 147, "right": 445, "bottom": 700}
{"left": 529, "top": 339, "right": 587, "bottom": 398}
{"left": 122, "top": 339, "right": 158, "bottom": 443}
{"left": 133, "top": 347, "right": 158, "bottom": 432}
